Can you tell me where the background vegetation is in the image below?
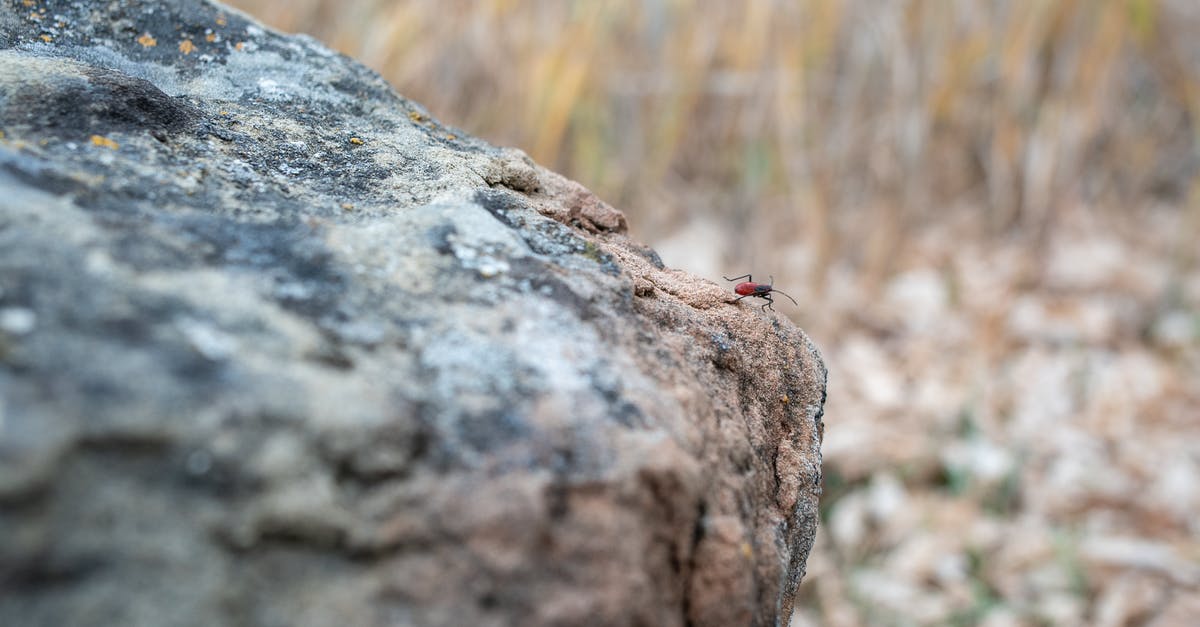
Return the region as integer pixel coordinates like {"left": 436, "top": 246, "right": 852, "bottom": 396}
{"left": 228, "top": 1, "right": 1200, "bottom": 624}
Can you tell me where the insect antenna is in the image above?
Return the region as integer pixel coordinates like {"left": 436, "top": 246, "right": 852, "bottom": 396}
{"left": 771, "top": 288, "right": 799, "bottom": 306}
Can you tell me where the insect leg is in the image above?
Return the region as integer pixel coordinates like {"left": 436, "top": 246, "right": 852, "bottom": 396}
{"left": 723, "top": 274, "right": 753, "bottom": 282}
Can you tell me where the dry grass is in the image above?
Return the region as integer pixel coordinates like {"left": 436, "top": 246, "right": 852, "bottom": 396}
{"left": 227, "top": 1, "right": 1200, "bottom": 625}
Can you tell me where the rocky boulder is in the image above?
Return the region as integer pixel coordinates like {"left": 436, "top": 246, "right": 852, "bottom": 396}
{"left": 0, "top": 1, "right": 826, "bottom": 626}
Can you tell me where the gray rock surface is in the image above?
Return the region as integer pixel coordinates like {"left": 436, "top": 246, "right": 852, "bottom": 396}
{"left": 0, "top": 1, "right": 826, "bottom": 626}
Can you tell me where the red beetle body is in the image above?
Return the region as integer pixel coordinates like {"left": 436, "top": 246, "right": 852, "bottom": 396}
{"left": 734, "top": 282, "right": 773, "bottom": 296}
{"left": 724, "top": 274, "right": 798, "bottom": 312}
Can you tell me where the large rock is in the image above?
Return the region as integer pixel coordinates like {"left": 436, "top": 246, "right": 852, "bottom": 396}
{"left": 0, "top": 1, "right": 826, "bottom": 626}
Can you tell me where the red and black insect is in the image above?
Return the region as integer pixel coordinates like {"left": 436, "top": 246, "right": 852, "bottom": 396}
{"left": 723, "top": 274, "right": 798, "bottom": 312}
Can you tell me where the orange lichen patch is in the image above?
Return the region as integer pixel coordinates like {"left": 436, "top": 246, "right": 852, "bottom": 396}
{"left": 22, "top": 0, "right": 35, "bottom": 7}
{"left": 137, "top": 33, "right": 157, "bottom": 47}
{"left": 408, "top": 111, "right": 424, "bottom": 122}
{"left": 179, "top": 39, "right": 195, "bottom": 55}
{"left": 341, "top": 203, "right": 355, "bottom": 210}
{"left": 234, "top": 42, "right": 245, "bottom": 51}
{"left": 445, "top": 134, "right": 457, "bottom": 140}
{"left": 349, "top": 137, "right": 364, "bottom": 145}
{"left": 740, "top": 542, "right": 755, "bottom": 559}
{"left": 216, "top": 15, "right": 228, "bottom": 27}
{"left": 28, "top": 12, "right": 40, "bottom": 21}
{"left": 90, "top": 135, "right": 119, "bottom": 150}
{"left": 205, "top": 33, "right": 217, "bottom": 43}
{"left": 39, "top": 34, "right": 51, "bottom": 43}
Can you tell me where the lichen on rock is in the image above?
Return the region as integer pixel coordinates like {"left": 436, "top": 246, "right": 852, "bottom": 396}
{"left": 0, "top": 1, "right": 826, "bottom": 626}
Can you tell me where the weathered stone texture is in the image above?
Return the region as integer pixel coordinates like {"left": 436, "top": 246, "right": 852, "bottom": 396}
{"left": 0, "top": 2, "right": 826, "bottom": 626}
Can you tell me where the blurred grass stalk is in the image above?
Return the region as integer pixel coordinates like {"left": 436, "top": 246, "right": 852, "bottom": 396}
{"left": 228, "top": 0, "right": 1196, "bottom": 290}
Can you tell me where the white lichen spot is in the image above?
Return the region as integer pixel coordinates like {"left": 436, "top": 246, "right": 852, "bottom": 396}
{"left": 0, "top": 307, "right": 36, "bottom": 335}
{"left": 178, "top": 318, "right": 237, "bottom": 360}
{"left": 477, "top": 258, "right": 509, "bottom": 278}
{"left": 256, "top": 78, "right": 287, "bottom": 100}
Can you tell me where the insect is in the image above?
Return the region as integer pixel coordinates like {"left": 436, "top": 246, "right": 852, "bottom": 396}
{"left": 723, "top": 274, "right": 799, "bottom": 312}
